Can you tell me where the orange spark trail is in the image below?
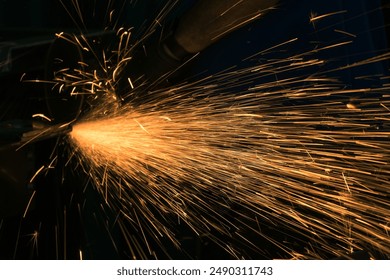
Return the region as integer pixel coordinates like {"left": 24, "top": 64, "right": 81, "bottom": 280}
{"left": 68, "top": 65, "right": 390, "bottom": 258}
{"left": 51, "top": 7, "right": 390, "bottom": 258}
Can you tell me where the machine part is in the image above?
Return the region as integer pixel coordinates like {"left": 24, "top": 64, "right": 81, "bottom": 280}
{"left": 116, "top": 0, "right": 279, "bottom": 94}
{"left": 174, "top": 0, "right": 279, "bottom": 53}
{"left": 0, "top": 120, "right": 72, "bottom": 151}
{"left": 18, "top": 122, "right": 72, "bottom": 148}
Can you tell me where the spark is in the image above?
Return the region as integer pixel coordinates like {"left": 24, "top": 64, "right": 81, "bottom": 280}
{"left": 244, "top": 38, "right": 299, "bottom": 61}
{"left": 66, "top": 51, "right": 390, "bottom": 258}
{"left": 334, "top": 29, "right": 357, "bottom": 38}
{"left": 32, "top": 114, "right": 52, "bottom": 122}
{"left": 310, "top": 10, "right": 348, "bottom": 24}
{"left": 212, "top": 12, "right": 264, "bottom": 41}
{"left": 127, "top": 77, "right": 134, "bottom": 90}
{"left": 29, "top": 165, "right": 45, "bottom": 183}
{"left": 27, "top": 228, "right": 40, "bottom": 256}
{"left": 381, "top": 103, "right": 390, "bottom": 112}
{"left": 23, "top": 191, "right": 36, "bottom": 219}
{"left": 220, "top": 0, "right": 245, "bottom": 17}
{"left": 19, "top": 73, "right": 26, "bottom": 82}
{"left": 48, "top": 4, "right": 390, "bottom": 259}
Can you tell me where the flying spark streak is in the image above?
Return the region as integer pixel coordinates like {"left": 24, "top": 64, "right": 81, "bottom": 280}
{"left": 32, "top": 114, "right": 53, "bottom": 122}
{"left": 333, "top": 29, "right": 357, "bottom": 38}
{"left": 65, "top": 46, "right": 390, "bottom": 258}
{"left": 27, "top": 228, "right": 40, "bottom": 257}
{"left": 23, "top": 191, "right": 36, "bottom": 219}
{"left": 310, "top": 10, "right": 348, "bottom": 23}
{"left": 29, "top": 165, "right": 45, "bottom": 184}
{"left": 38, "top": 2, "right": 390, "bottom": 259}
